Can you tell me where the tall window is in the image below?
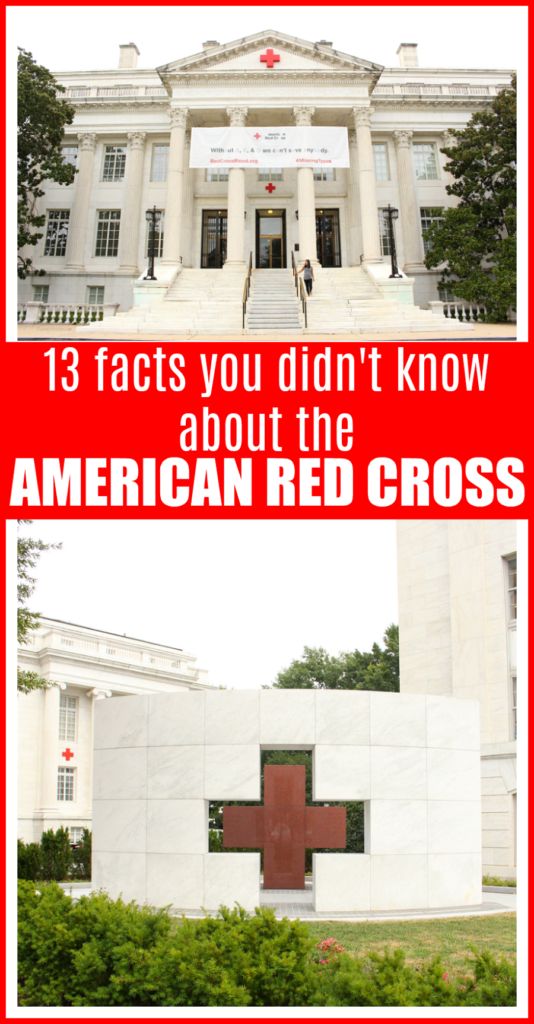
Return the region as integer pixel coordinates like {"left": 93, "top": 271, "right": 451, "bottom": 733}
{"left": 44, "top": 210, "right": 70, "bottom": 256}
{"left": 373, "top": 143, "right": 390, "bottom": 181}
{"left": 511, "top": 675, "right": 517, "bottom": 740}
{"left": 505, "top": 555, "right": 517, "bottom": 622}
{"left": 95, "top": 211, "right": 121, "bottom": 257}
{"left": 61, "top": 145, "right": 78, "bottom": 168}
{"left": 420, "top": 207, "right": 444, "bottom": 253}
{"left": 313, "top": 168, "right": 335, "bottom": 182}
{"left": 150, "top": 144, "right": 169, "bottom": 182}
{"left": 69, "top": 826, "right": 84, "bottom": 844}
{"left": 57, "top": 767, "right": 75, "bottom": 801}
{"left": 87, "top": 286, "right": 105, "bottom": 305}
{"left": 32, "top": 285, "right": 49, "bottom": 303}
{"left": 145, "top": 211, "right": 165, "bottom": 257}
{"left": 206, "top": 169, "right": 229, "bottom": 182}
{"left": 102, "top": 145, "right": 126, "bottom": 182}
{"left": 378, "top": 208, "right": 392, "bottom": 256}
{"left": 413, "top": 143, "right": 439, "bottom": 180}
{"left": 59, "top": 693, "right": 77, "bottom": 740}
{"left": 258, "top": 168, "right": 283, "bottom": 181}
{"left": 504, "top": 553, "right": 517, "bottom": 741}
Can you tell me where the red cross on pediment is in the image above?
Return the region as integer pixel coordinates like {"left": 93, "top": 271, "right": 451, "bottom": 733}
{"left": 265, "top": 183, "right": 276, "bottom": 194}
{"left": 260, "top": 48, "right": 280, "bottom": 69}
{"left": 61, "top": 747, "right": 74, "bottom": 761}
{"left": 223, "top": 765, "right": 346, "bottom": 889}
{"left": 253, "top": 132, "right": 262, "bottom": 140}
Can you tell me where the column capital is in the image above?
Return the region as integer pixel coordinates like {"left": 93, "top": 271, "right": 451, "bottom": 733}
{"left": 77, "top": 132, "right": 97, "bottom": 151}
{"left": 169, "top": 106, "right": 189, "bottom": 128}
{"left": 226, "top": 106, "right": 248, "bottom": 126}
{"left": 352, "top": 106, "right": 374, "bottom": 129}
{"left": 293, "top": 105, "right": 315, "bottom": 126}
{"left": 393, "top": 129, "right": 413, "bottom": 149}
{"left": 127, "top": 131, "right": 146, "bottom": 150}
{"left": 89, "top": 688, "right": 113, "bottom": 700}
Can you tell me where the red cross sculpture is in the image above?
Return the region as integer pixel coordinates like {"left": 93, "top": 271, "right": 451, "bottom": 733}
{"left": 223, "top": 765, "right": 346, "bottom": 889}
{"left": 260, "top": 48, "right": 280, "bottom": 69}
{"left": 265, "top": 183, "right": 276, "bottom": 194}
{"left": 253, "top": 132, "right": 262, "bottom": 140}
{"left": 61, "top": 747, "right": 74, "bottom": 761}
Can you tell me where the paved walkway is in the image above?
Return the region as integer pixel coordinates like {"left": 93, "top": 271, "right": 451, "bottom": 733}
{"left": 17, "top": 324, "right": 518, "bottom": 343}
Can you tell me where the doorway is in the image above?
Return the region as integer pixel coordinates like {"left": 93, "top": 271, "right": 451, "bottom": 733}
{"left": 256, "top": 210, "right": 286, "bottom": 268}
{"left": 316, "top": 209, "right": 341, "bottom": 267}
{"left": 201, "top": 209, "right": 227, "bottom": 268}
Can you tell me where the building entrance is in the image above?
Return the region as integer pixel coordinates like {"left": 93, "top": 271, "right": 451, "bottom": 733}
{"left": 256, "top": 210, "right": 286, "bottom": 268}
{"left": 316, "top": 209, "right": 341, "bottom": 267}
{"left": 201, "top": 210, "right": 227, "bottom": 268}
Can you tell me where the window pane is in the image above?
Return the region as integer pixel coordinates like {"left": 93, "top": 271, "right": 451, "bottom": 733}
{"left": 378, "top": 209, "right": 392, "bottom": 256}
{"left": 420, "top": 206, "right": 444, "bottom": 253}
{"left": 373, "top": 143, "right": 390, "bottom": 181}
{"left": 57, "top": 767, "right": 75, "bottom": 801}
{"left": 59, "top": 694, "right": 77, "bottom": 740}
{"left": 32, "top": 285, "right": 49, "bottom": 302}
{"left": 413, "top": 143, "right": 439, "bottom": 180}
{"left": 102, "top": 145, "right": 126, "bottom": 182}
{"left": 61, "top": 146, "right": 78, "bottom": 168}
{"left": 206, "top": 169, "right": 229, "bottom": 182}
{"left": 150, "top": 145, "right": 169, "bottom": 182}
{"left": 313, "top": 168, "right": 335, "bottom": 182}
{"left": 95, "top": 211, "right": 121, "bottom": 257}
{"left": 258, "top": 168, "right": 283, "bottom": 181}
{"left": 44, "top": 210, "right": 70, "bottom": 256}
{"left": 87, "top": 286, "right": 105, "bottom": 305}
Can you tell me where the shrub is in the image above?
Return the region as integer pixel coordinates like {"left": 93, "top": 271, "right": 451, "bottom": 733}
{"left": 71, "top": 829, "right": 92, "bottom": 880}
{"left": 40, "top": 828, "right": 73, "bottom": 881}
{"left": 17, "top": 839, "right": 43, "bottom": 880}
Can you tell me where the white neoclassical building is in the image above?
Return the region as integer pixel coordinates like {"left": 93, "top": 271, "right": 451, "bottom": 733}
{"left": 17, "top": 617, "right": 211, "bottom": 842}
{"left": 397, "top": 521, "right": 518, "bottom": 879}
{"left": 18, "top": 30, "right": 513, "bottom": 334}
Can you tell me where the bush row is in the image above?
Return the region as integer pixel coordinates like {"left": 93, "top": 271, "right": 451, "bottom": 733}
{"left": 18, "top": 828, "right": 91, "bottom": 881}
{"left": 18, "top": 882, "right": 516, "bottom": 1007}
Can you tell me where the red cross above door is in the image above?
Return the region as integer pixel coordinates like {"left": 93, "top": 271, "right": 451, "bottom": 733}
{"left": 260, "top": 49, "right": 281, "bottom": 69}
{"left": 223, "top": 765, "right": 346, "bottom": 889}
{"left": 61, "top": 747, "right": 74, "bottom": 761}
{"left": 265, "top": 183, "right": 276, "bottom": 193}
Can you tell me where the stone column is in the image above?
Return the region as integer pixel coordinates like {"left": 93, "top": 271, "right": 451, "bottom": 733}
{"left": 347, "top": 129, "right": 362, "bottom": 264}
{"left": 393, "top": 130, "right": 425, "bottom": 270}
{"left": 180, "top": 133, "right": 194, "bottom": 267}
{"left": 225, "top": 106, "right": 248, "bottom": 268}
{"left": 293, "top": 106, "right": 318, "bottom": 265}
{"left": 352, "top": 107, "right": 382, "bottom": 263}
{"left": 119, "top": 132, "right": 146, "bottom": 272}
{"left": 38, "top": 684, "right": 66, "bottom": 812}
{"left": 65, "top": 133, "right": 97, "bottom": 269}
{"left": 162, "top": 107, "right": 188, "bottom": 264}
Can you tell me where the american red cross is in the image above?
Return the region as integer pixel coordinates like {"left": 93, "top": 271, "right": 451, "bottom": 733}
{"left": 223, "top": 765, "right": 346, "bottom": 889}
{"left": 260, "top": 48, "right": 280, "bottom": 69}
{"left": 61, "top": 747, "right": 74, "bottom": 761}
{"left": 253, "top": 132, "right": 262, "bottom": 140}
{"left": 265, "top": 183, "right": 276, "bottom": 193}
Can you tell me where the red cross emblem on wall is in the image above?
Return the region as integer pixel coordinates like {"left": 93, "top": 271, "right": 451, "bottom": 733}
{"left": 265, "top": 183, "right": 276, "bottom": 194}
{"left": 61, "top": 747, "right": 74, "bottom": 761}
{"left": 260, "top": 48, "right": 280, "bottom": 69}
{"left": 223, "top": 765, "right": 346, "bottom": 889}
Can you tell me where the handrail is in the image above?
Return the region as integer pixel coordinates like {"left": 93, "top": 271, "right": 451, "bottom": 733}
{"left": 298, "top": 277, "right": 308, "bottom": 329}
{"left": 291, "top": 250, "right": 299, "bottom": 294}
{"left": 242, "top": 250, "right": 253, "bottom": 328}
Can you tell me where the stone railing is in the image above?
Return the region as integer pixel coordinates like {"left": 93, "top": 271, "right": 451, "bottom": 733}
{"left": 64, "top": 85, "right": 167, "bottom": 100}
{"left": 428, "top": 299, "right": 487, "bottom": 322}
{"left": 373, "top": 83, "right": 492, "bottom": 98}
{"left": 17, "top": 302, "right": 119, "bottom": 324}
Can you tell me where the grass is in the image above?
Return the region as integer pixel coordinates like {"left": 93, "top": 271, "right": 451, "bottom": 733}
{"left": 483, "top": 874, "right": 516, "bottom": 887}
{"left": 304, "top": 914, "right": 516, "bottom": 979}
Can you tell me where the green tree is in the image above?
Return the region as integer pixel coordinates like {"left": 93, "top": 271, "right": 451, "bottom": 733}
{"left": 17, "top": 523, "right": 60, "bottom": 692}
{"left": 273, "top": 624, "right": 399, "bottom": 692}
{"left": 18, "top": 48, "right": 76, "bottom": 279}
{"left": 424, "top": 78, "right": 516, "bottom": 322}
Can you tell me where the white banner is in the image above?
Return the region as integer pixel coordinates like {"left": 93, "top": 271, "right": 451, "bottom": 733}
{"left": 189, "top": 126, "right": 350, "bottom": 169}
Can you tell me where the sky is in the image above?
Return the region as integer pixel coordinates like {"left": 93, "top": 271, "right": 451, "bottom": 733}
{"left": 10, "top": 5, "right": 524, "bottom": 73}
{"left": 17, "top": 519, "right": 398, "bottom": 690}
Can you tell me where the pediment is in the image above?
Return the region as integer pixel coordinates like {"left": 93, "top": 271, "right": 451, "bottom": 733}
{"left": 157, "top": 30, "right": 383, "bottom": 80}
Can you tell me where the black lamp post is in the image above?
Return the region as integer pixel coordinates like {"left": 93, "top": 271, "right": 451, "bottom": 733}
{"left": 384, "top": 203, "right": 402, "bottom": 279}
{"left": 144, "top": 206, "right": 162, "bottom": 280}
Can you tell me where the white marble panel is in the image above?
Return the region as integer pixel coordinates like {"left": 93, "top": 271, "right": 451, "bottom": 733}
{"left": 426, "top": 696, "right": 479, "bottom": 751}
{"left": 427, "top": 801, "right": 481, "bottom": 854}
{"left": 427, "top": 748, "right": 481, "bottom": 801}
{"left": 204, "top": 853, "right": 260, "bottom": 911}
{"left": 146, "top": 799, "right": 207, "bottom": 854}
{"left": 92, "top": 851, "right": 146, "bottom": 903}
{"left": 146, "top": 853, "right": 204, "bottom": 910}
{"left": 313, "top": 745, "right": 370, "bottom": 801}
{"left": 315, "top": 691, "right": 370, "bottom": 745}
{"left": 148, "top": 692, "right": 205, "bottom": 747}
{"left": 259, "top": 690, "right": 316, "bottom": 746}
{"left": 428, "top": 853, "right": 482, "bottom": 907}
{"left": 94, "top": 695, "right": 148, "bottom": 749}
{"left": 371, "top": 855, "right": 428, "bottom": 910}
{"left": 205, "top": 690, "right": 260, "bottom": 745}
{"left": 204, "top": 745, "right": 260, "bottom": 800}
{"left": 371, "top": 747, "right": 427, "bottom": 800}
{"left": 92, "top": 800, "right": 146, "bottom": 853}
{"left": 370, "top": 692, "right": 427, "bottom": 747}
{"left": 314, "top": 854, "right": 370, "bottom": 912}
{"left": 93, "top": 747, "right": 147, "bottom": 801}
{"left": 147, "top": 745, "right": 204, "bottom": 799}
{"left": 368, "top": 800, "right": 427, "bottom": 855}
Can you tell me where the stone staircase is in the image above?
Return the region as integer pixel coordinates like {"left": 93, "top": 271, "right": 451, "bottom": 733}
{"left": 245, "top": 269, "right": 304, "bottom": 332}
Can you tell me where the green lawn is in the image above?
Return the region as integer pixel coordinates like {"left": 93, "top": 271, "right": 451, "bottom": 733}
{"left": 304, "top": 914, "right": 516, "bottom": 979}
